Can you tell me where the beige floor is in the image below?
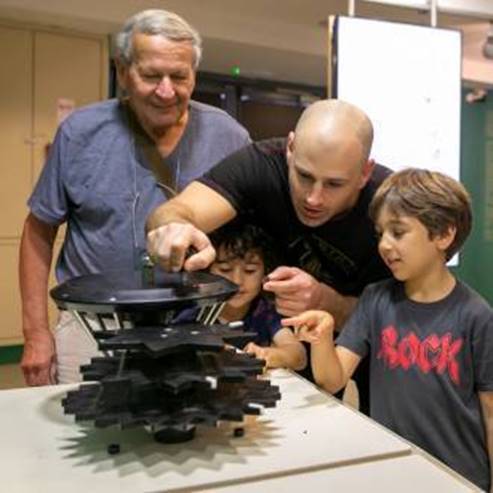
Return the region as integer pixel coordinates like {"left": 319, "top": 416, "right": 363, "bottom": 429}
{"left": 0, "top": 363, "right": 26, "bottom": 390}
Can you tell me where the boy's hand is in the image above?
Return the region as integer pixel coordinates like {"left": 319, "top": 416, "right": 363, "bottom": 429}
{"left": 282, "top": 310, "right": 335, "bottom": 345}
{"left": 243, "top": 342, "right": 271, "bottom": 368}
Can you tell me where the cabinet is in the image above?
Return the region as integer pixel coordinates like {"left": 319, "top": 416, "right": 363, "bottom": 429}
{"left": 0, "top": 22, "right": 108, "bottom": 345}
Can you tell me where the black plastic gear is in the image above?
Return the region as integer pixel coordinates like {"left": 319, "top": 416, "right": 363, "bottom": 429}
{"left": 61, "top": 324, "right": 281, "bottom": 442}
{"left": 54, "top": 269, "right": 282, "bottom": 443}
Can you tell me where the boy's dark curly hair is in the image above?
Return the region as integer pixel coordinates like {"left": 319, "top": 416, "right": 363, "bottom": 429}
{"left": 209, "top": 220, "right": 279, "bottom": 273}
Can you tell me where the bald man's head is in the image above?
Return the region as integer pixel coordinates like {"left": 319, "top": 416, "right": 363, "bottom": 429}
{"left": 293, "top": 99, "right": 373, "bottom": 168}
{"left": 285, "top": 99, "right": 375, "bottom": 227}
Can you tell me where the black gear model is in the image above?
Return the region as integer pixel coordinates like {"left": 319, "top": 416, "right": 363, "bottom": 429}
{"left": 51, "top": 268, "right": 281, "bottom": 443}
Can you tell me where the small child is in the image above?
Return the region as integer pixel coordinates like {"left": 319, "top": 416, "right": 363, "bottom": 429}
{"left": 284, "top": 168, "right": 493, "bottom": 491}
{"left": 188, "top": 221, "right": 306, "bottom": 371}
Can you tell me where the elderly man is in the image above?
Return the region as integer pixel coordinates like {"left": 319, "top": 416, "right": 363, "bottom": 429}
{"left": 146, "top": 99, "right": 391, "bottom": 413}
{"left": 19, "top": 9, "right": 250, "bottom": 386}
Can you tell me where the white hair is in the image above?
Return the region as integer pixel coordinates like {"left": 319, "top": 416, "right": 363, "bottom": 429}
{"left": 114, "top": 9, "right": 202, "bottom": 69}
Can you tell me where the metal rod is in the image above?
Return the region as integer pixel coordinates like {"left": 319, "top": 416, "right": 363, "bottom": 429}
{"left": 430, "top": 0, "right": 437, "bottom": 27}
{"left": 348, "top": 0, "right": 356, "bottom": 16}
{"left": 71, "top": 310, "right": 111, "bottom": 358}
{"left": 96, "top": 314, "right": 108, "bottom": 331}
{"left": 72, "top": 310, "right": 96, "bottom": 339}
{"left": 204, "top": 302, "right": 226, "bottom": 325}
{"left": 196, "top": 305, "right": 207, "bottom": 323}
{"left": 208, "top": 301, "right": 226, "bottom": 325}
{"left": 202, "top": 304, "right": 217, "bottom": 325}
{"left": 359, "top": 0, "right": 493, "bottom": 21}
{"left": 117, "top": 350, "right": 127, "bottom": 376}
{"left": 113, "top": 312, "right": 123, "bottom": 329}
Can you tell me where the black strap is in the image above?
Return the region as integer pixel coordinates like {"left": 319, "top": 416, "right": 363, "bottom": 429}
{"left": 121, "top": 99, "right": 176, "bottom": 197}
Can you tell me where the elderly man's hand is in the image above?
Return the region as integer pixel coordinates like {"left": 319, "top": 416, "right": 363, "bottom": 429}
{"left": 146, "top": 222, "right": 216, "bottom": 272}
{"left": 21, "top": 332, "right": 57, "bottom": 386}
{"left": 263, "top": 266, "right": 324, "bottom": 316}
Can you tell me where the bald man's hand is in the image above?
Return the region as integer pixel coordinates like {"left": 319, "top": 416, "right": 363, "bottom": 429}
{"left": 263, "top": 266, "right": 325, "bottom": 317}
{"left": 147, "top": 222, "right": 216, "bottom": 272}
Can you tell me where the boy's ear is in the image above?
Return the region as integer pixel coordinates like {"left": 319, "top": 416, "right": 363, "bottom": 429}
{"left": 435, "top": 226, "right": 457, "bottom": 253}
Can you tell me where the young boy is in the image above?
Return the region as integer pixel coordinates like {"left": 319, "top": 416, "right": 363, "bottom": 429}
{"left": 283, "top": 168, "right": 493, "bottom": 491}
{"left": 182, "top": 221, "right": 306, "bottom": 371}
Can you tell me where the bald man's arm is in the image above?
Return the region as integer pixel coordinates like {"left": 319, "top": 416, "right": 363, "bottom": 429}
{"left": 147, "top": 181, "right": 236, "bottom": 232}
{"left": 146, "top": 181, "right": 237, "bottom": 272}
{"left": 264, "top": 267, "right": 357, "bottom": 329}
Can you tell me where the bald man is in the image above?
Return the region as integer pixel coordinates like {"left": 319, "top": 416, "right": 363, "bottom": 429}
{"left": 146, "top": 99, "right": 392, "bottom": 413}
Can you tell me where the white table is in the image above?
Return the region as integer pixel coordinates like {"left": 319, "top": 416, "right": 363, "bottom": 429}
{"left": 0, "top": 370, "right": 479, "bottom": 492}
{"left": 197, "top": 455, "right": 478, "bottom": 493}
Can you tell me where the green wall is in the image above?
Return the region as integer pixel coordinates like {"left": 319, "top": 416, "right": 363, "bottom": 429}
{"left": 451, "top": 89, "right": 493, "bottom": 305}
{"left": 0, "top": 345, "right": 22, "bottom": 365}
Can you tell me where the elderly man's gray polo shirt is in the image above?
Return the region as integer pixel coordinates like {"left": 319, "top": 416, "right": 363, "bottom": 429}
{"left": 28, "top": 99, "right": 250, "bottom": 282}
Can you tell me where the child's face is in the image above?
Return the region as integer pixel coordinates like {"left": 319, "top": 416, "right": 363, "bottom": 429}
{"left": 376, "top": 206, "right": 449, "bottom": 283}
{"left": 210, "top": 247, "right": 265, "bottom": 311}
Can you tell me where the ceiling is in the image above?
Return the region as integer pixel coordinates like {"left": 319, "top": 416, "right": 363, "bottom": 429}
{"left": 0, "top": 0, "right": 491, "bottom": 87}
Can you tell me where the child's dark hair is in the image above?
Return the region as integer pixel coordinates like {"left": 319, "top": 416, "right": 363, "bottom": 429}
{"left": 369, "top": 168, "right": 472, "bottom": 260}
{"left": 209, "top": 220, "right": 278, "bottom": 272}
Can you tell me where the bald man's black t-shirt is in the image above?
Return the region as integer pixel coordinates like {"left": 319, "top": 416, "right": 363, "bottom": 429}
{"left": 199, "top": 138, "right": 392, "bottom": 296}
{"left": 199, "top": 138, "right": 392, "bottom": 413}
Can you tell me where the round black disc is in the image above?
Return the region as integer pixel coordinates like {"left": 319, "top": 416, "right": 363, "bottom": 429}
{"left": 50, "top": 269, "right": 238, "bottom": 314}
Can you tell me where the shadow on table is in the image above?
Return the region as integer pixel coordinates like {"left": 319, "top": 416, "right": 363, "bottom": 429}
{"left": 38, "top": 388, "right": 284, "bottom": 479}
{"left": 266, "top": 370, "right": 340, "bottom": 412}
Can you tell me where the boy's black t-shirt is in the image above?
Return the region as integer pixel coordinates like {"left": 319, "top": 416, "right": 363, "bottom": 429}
{"left": 199, "top": 138, "right": 391, "bottom": 296}
{"left": 337, "top": 279, "right": 493, "bottom": 491}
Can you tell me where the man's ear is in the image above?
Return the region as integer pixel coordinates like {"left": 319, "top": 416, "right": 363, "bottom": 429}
{"left": 114, "top": 58, "right": 128, "bottom": 92}
{"left": 286, "top": 131, "right": 295, "bottom": 161}
{"left": 359, "top": 158, "right": 375, "bottom": 189}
